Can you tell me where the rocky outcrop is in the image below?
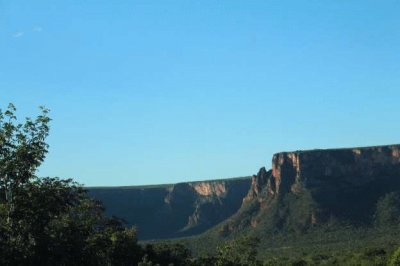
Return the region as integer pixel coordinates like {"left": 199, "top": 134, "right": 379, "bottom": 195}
{"left": 243, "top": 167, "right": 272, "bottom": 203}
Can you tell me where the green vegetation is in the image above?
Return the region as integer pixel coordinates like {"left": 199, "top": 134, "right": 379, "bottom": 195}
{"left": 389, "top": 246, "right": 400, "bottom": 266}
{"left": 374, "top": 191, "right": 400, "bottom": 228}
{"left": 214, "top": 236, "right": 260, "bottom": 266}
{"left": 182, "top": 226, "right": 400, "bottom": 265}
{"left": 0, "top": 104, "right": 197, "bottom": 265}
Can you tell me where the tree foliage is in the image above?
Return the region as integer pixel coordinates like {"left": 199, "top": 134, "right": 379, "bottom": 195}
{"left": 0, "top": 104, "right": 143, "bottom": 266}
{"left": 374, "top": 191, "right": 400, "bottom": 228}
{"left": 215, "top": 236, "right": 261, "bottom": 266}
{"left": 389, "top": 246, "right": 400, "bottom": 266}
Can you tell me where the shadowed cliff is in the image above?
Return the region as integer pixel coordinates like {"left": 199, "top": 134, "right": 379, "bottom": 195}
{"left": 88, "top": 177, "right": 251, "bottom": 239}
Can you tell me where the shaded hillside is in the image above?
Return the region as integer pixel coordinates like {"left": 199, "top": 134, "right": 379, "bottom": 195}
{"left": 88, "top": 177, "right": 251, "bottom": 239}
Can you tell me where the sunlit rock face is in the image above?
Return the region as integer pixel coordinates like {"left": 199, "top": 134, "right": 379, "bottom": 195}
{"left": 270, "top": 145, "right": 400, "bottom": 194}
{"left": 191, "top": 182, "right": 227, "bottom": 197}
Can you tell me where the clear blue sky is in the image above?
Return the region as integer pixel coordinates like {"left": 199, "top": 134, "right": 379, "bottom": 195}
{"left": 1, "top": 1, "right": 399, "bottom": 186}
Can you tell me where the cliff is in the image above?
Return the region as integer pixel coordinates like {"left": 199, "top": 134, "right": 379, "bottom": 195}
{"left": 270, "top": 144, "right": 400, "bottom": 194}
{"left": 217, "top": 144, "right": 400, "bottom": 236}
{"left": 89, "top": 144, "right": 400, "bottom": 241}
{"left": 88, "top": 177, "right": 251, "bottom": 239}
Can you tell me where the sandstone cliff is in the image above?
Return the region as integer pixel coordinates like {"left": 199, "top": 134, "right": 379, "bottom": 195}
{"left": 270, "top": 144, "right": 400, "bottom": 195}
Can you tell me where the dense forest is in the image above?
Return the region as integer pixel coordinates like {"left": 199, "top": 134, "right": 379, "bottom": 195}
{"left": 2, "top": 103, "right": 400, "bottom": 266}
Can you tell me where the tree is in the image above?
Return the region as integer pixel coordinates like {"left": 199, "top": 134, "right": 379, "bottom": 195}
{"left": 0, "top": 103, "right": 50, "bottom": 220}
{"left": 215, "top": 236, "right": 261, "bottom": 266}
{"left": 0, "top": 103, "right": 51, "bottom": 265}
{"left": 374, "top": 191, "right": 400, "bottom": 228}
{"left": 0, "top": 104, "right": 143, "bottom": 266}
{"left": 389, "top": 246, "right": 400, "bottom": 266}
{"left": 142, "top": 243, "right": 191, "bottom": 266}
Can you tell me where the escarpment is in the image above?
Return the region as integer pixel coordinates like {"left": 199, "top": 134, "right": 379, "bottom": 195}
{"left": 89, "top": 177, "right": 251, "bottom": 239}
{"left": 271, "top": 145, "right": 400, "bottom": 191}
{"left": 250, "top": 144, "right": 400, "bottom": 200}
{"left": 220, "top": 144, "right": 400, "bottom": 236}
{"left": 89, "top": 144, "right": 400, "bottom": 240}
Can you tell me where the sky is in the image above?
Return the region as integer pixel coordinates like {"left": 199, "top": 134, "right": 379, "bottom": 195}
{"left": 1, "top": 1, "right": 399, "bottom": 186}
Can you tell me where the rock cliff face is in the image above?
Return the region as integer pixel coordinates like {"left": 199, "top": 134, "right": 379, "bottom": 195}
{"left": 89, "top": 177, "right": 251, "bottom": 240}
{"left": 221, "top": 144, "right": 400, "bottom": 235}
{"left": 192, "top": 182, "right": 227, "bottom": 197}
{"left": 270, "top": 145, "right": 400, "bottom": 195}
{"left": 243, "top": 167, "right": 271, "bottom": 203}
